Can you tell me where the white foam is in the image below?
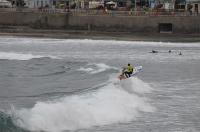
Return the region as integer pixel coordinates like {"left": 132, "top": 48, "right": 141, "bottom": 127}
{"left": 1, "top": 37, "right": 200, "bottom": 48}
{"left": 78, "top": 67, "right": 94, "bottom": 73}
{"left": 78, "top": 63, "right": 118, "bottom": 74}
{"left": 51, "top": 39, "right": 200, "bottom": 48}
{"left": 90, "top": 63, "right": 113, "bottom": 74}
{"left": 45, "top": 38, "right": 200, "bottom": 48}
{"left": 13, "top": 77, "right": 155, "bottom": 132}
{"left": 0, "top": 52, "right": 58, "bottom": 60}
{"left": 120, "top": 77, "right": 153, "bottom": 94}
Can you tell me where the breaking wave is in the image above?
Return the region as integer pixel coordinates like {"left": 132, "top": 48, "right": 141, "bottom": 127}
{"left": 11, "top": 77, "right": 155, "bottom": 132}
{"left": 0, "top": 111, "right": 26, "bottom": 132}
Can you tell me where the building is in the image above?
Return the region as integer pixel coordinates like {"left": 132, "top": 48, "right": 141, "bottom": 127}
{"left": 135, "top": 0, "right": 175, "bottom": 10}
{"left": 174, "top": 0, "right": 186, "bottom": 11}
{"left": 0, "top": 0, "right": 12, "bottom": 7}
{"left": 186, "top": 0, "right": 200, "bottom": 14}
{"left": 25, "top": 0, "right": 53, "bottom": 8}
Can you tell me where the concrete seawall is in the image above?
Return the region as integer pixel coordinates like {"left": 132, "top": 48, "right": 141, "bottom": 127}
{"left": 0, "top": 12, "right": 199, "bottom": 33}
{"left": 68, "top": 15, "right": 200, "bottom": 33}
{"left": 0, "top": 12, "right": 67, "bottom": 28}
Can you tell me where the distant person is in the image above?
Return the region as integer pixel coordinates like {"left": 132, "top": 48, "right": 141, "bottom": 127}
{"left": 151, "top": 50, "right": 158, "bottom": 53}
{"left": 105, "top": 7, "right": 108, "bottom": 14}
{"left": 168, "top": 50, "right": 172, "bottom": 53}
{"left": 179, "top": 52, "right": 182, "bottom": 55}
{"left": 124, "top": 63, "right": 134, "bottom": 78}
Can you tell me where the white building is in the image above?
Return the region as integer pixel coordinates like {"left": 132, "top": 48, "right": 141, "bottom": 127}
{"left": 0, "top": 0, "right": 12, "bottom": 7}
{"left": 25, "top": 0, "right": 53, "bottom": 8}
{"left": 186, "top": 0, "right": 200, "bottom": 13}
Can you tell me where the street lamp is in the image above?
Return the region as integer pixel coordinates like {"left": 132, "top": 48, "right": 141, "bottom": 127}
{"left": 135, "top": 0, "right": 136, "bottom": 11}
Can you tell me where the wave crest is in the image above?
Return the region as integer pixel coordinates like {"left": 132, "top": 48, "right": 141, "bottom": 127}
{"left": 13, "top": 77, "right": 155, "bottom": 132}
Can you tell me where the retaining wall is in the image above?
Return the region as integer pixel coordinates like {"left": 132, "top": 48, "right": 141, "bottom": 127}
{"left": 0, "top": 12, "right": 68, "bottom": 28}
{"left": 68, "top": 15, "right": 200, "bottom": 33}
{"left": 0, "top": 12, "right": 199, "bottom": 33}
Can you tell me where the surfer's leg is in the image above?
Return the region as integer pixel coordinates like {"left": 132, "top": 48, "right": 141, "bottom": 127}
{"left": 124, "top": 72, "right": 129, "bottom": 78}
{"left": 129, "top": 71, "right": 133, "bottom": 77}
{"left": 128, "top": 74, "right": 131, "bottom": 77}
{"left": 128, "top": 72, "right": 131, "bottom": 77}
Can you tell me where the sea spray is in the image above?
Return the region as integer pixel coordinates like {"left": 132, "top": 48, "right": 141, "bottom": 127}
{"left": 13, "top": 77, "right": 155, "bottom": 132}
{"left": 0, "top": 110, "right": 26, "bottom": 132}
{"left": 120, "top": 77, "right": 153, "bottom": 94}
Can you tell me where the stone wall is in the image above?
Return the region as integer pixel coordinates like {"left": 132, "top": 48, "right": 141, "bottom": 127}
{"left": 0, "top": 12, "right": 68, "bottom": 28}
{"left": 68, "top": 15, "right": 200, "bottom": 33}
{"left": 0, "top": 12, "right": 199, "bottom": 33}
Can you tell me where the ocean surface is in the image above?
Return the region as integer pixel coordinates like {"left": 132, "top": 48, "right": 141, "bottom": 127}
{"left": 0, "top": 36, "right": 200, "bottom": 132}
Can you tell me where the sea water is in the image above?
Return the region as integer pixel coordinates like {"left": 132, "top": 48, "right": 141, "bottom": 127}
{"left": 0, "top": 37, "right": 200, "bottom": 132}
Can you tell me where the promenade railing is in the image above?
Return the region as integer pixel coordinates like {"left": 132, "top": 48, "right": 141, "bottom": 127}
{"left": 0, "top": 8, "right": 199, "bottom": 17}
{"left": 71, "top": 9, "right": 199, "bottom": 17}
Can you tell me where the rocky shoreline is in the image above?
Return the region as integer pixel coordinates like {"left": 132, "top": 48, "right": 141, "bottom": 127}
{"left": 0, "top": 26, "right": 200, "bottom": 42}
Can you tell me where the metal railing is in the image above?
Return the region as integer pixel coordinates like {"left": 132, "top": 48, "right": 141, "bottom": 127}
{"left": 71, "top": 9, "right": 200, "bottom": 17}
{"left": 0, "top": 8, "right": 199, "bottom": 17}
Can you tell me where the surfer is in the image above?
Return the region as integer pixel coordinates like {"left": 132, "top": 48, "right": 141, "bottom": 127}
{"left": 151, "top": 50, "right": 158, "bottom": 53}
{"left": 118, "top": 64, "right": 134, "bottom": 80}
{"left": 118, "top": 64, "right": 142, "bottom": 80}
{"left": 124, "top": 63, "right": 134, "bottom": 78}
